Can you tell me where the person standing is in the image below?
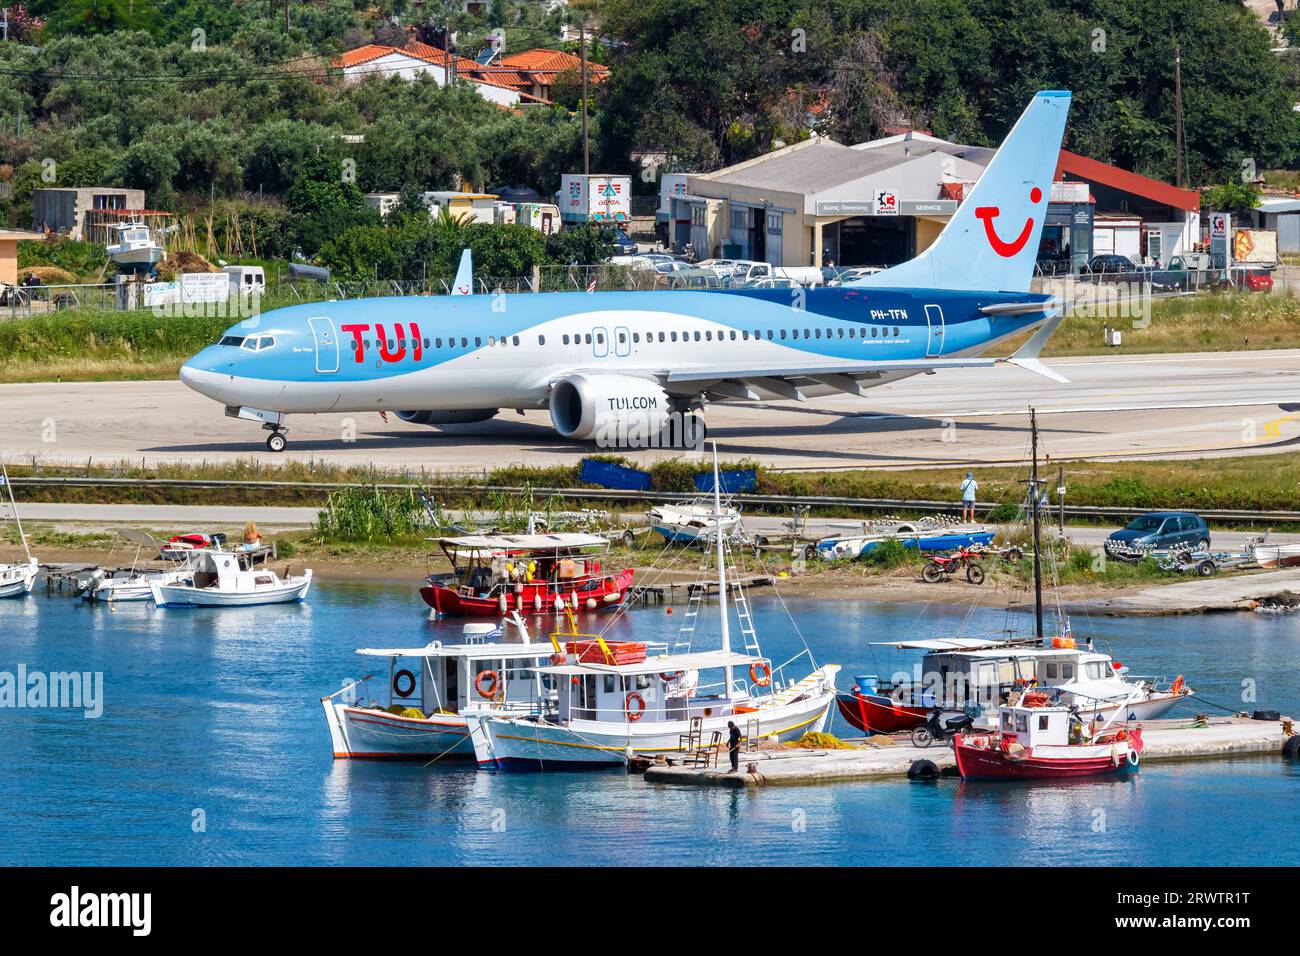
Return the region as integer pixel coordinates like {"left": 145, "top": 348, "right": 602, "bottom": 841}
{"left": 960, "top": 472, "right": 978, "bottom": 523}
{"left": 726, "top": 720, "right": 742, "bottom": 772}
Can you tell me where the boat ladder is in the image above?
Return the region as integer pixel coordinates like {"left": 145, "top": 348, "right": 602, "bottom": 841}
{"left": 670, "top": 552, "right": 712, "bottom": 654}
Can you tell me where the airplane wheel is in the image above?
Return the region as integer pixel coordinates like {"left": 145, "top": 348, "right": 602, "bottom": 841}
{"left": 266, "top": 433, "right": 286, "bottom": 452}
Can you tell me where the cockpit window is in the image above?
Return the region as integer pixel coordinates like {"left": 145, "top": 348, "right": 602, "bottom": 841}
{"left": 231, "top": 335, "right": 275, "bottom": 351}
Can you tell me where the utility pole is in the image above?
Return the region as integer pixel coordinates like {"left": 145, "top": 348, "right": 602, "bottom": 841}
{"left": 1174, "top": 41, "right": 1184, "bottom": 189}
{"left": 1026, "top": 408, "right": 1044, "bottom": 643}
{"left": 580, "top": 25, "right": 589, "bottom": 176}
{"left": 285, "top": 0, "right": 291, "bottom": 33}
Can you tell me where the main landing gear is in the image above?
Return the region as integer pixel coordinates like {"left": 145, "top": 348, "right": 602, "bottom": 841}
{"left": 264, "top": 423, "right": 288, "bottom": 452}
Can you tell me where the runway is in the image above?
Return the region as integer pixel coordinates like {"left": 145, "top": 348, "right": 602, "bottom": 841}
{"left": 2, "top": 349, "right": 1298, "bottom": 471}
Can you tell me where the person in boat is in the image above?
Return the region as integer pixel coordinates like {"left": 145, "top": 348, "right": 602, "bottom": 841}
{"left": 960, "top": 472, "right": 978, "bottom": 523}
{"left": 726, "top": 721, "right": 742, "bottom": 773}
{"left": 242, "top": 521, "right": 262, "bottom": 550}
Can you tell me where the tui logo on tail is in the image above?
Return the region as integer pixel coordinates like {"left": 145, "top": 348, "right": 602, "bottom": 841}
{"left": 975, "top": 187, "right": 1044, "bottom": 258}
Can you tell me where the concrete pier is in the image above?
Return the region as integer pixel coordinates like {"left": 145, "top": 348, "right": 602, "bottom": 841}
{"left": 1080, "top": 568, "right": 1300, "bottom": 616}
{"left": 642, "top": 717, "right": 1296, "bottom": 788}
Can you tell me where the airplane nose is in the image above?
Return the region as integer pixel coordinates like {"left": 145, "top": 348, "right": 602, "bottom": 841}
{"left": 179, "top": 362, "right": 228, "bottom": 402}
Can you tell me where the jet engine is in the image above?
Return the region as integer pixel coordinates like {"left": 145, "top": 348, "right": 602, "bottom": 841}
{"left": 395, "top": 409, "right": 499, "bottom": 426}
{"left": 548, "top": 373, "right": 702, "bottom": 447}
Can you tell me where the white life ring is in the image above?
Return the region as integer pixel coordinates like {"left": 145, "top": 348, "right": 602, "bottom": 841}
{"left": 1127, "top": 748, "right": 1140, "bottom": 768}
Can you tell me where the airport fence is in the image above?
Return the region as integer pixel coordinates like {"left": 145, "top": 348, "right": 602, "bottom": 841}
{"left": 7, "top": 261, "right": 1300, "bottom": 324}
{"left": 6, "top": 473, "right": 1300, "bottom": 525}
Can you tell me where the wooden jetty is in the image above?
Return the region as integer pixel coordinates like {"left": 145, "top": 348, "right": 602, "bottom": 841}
{"left": 642, "top": 716, "right": 1298, "bottom": 788}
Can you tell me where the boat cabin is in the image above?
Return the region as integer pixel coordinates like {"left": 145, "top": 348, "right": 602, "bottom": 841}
{"left": 188, "top": 551, "right": 276, "bottom": 592}
{"left": 997, "top": 701, "right": 1075, "bottom": 748}
{"left": 353, "top": 622, "right": 556, "bottom": 716}
{"left": 868, "top": 637, "right": 1147, "bottom": 724}
{"left": 431, "top": 533, "right": 611, "bottom": 598}
{"left": 532, "top": 646, "right": 763, "bottom": 724}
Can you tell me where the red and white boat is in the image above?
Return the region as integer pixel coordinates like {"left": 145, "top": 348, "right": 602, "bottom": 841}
{"left": 954, "top": 691, "right": 1144, "bottom": 780}
{"left": 836, "top": 636, "right": 1189, "bottom": 735}
{"left": 420, "top": 533, "right": 634, "bottom": 617}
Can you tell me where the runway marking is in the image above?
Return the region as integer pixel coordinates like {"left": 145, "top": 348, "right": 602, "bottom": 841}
{"left": 763, "top": 400, "right": 1287, "bottom": 421}
{"left": 1262, "top": 414, "right": 1300, "bottom": 439}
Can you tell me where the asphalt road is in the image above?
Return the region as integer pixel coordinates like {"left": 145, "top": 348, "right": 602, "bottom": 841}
{"left": 17, "top": 503, "right": 1298, "bottom": 551}
{"left": 2, "top": 349, "right": 1298, "bottom": 471}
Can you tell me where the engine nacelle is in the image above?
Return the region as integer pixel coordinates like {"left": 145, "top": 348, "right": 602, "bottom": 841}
{"left": 550, "top": 373, "right": 700, "bottom": 446}
{"left": 395, "top": 409, "right": 498, "bottom": 427}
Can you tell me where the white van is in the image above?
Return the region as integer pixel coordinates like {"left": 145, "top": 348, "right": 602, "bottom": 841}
{"left": 222, "top": 265, "right": 265, "bottom": 295}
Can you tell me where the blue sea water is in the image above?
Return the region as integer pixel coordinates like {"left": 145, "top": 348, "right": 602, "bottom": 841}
{"left": 1, "top": 584, "right": 1298, "bottom": 866}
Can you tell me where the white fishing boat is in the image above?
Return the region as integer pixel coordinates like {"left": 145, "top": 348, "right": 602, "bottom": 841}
{"left": 85, "top": 530, "right": 196, "bottom": 603}
{"left": 149, "top": 550, "right": 311, "bottom": 607}
{"left": 320, "top": 617, "right": 560, "bottom": 760}
{"left": 0, "top": 463, "right": 38, "bottom": 599}
{"left": 468, "top": 446, "right": 840, "bottom": 770}
{"left": 105, "top": 221, "right": 164, "bottom": 269}
{"left": 1250, "top": 538, "right": 1300, "bottom": 569}
{"left": 647, "top": 500, "right": 741, "bottom": 545}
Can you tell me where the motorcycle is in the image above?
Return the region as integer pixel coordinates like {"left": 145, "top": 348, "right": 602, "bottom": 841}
{"left": 921, "top": 547, "right": 986, "bottom": 585}
{"left": 911, "top": 709, "right": 976, "bottom": 748}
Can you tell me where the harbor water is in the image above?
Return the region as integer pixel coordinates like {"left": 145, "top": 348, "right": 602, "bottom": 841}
{"left": 2, "top": 585, "right": 1298, "bottom": 866}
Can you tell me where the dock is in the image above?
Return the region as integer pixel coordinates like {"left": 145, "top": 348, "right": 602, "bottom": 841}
{"left": 642, "top": 716, "right": 1297, "bottom": 788}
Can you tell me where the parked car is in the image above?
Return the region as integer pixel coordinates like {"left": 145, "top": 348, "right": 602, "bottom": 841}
{"left": 1104, "top": 511, "right": 1210, "bottom": 556}
{"left": 1148, "top": 253, "right": 1221, "bottom": 293}
{"left": 609, "top": 229, "right": 637, "bottom": 255}
{"left": 1225, "top": 266, "right": 1274, "bottom": 293}
{"left": 1087, "top": 254, "right": 1145, "bottom": 277}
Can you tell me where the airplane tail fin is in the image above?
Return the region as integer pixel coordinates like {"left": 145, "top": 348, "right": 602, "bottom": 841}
{"left": 857, "top": 91, "right": 1071, "bottom": 294}
{"left": 452, "top": 249, "right": 473, "bottom": 295}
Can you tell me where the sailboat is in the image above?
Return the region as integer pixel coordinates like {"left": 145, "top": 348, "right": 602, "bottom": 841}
{"left": 466, "top": 445, "right": 840, "bottom": 770}
{"left": 0, "top": 462, "right": 39, "bottom": 599}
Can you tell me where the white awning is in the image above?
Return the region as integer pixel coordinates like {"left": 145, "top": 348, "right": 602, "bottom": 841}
{"left": 355, "top": 642, "right": 556, "bottom": 661}
{"left": 532, "top": 649, "right": 760, "bottom": 676}
{"left": 868, "top": 637, "right": 1024, "bottom": 651}
{"left": 438, "top": 533, "right": 609, "bottom": 552}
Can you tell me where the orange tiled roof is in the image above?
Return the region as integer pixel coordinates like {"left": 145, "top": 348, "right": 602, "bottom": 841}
{"left": 335, "top": 44, "right": 398, "bottom": 68}
{"left": 498, "top": 48, "right": 609, "bottom": 80}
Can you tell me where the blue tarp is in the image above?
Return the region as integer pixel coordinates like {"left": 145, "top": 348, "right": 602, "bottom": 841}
{"left": 694, "top": 469, "right": 757, "bottom": 494}
{"left": 579, "top": 458, "right": 653, "bottom": 491}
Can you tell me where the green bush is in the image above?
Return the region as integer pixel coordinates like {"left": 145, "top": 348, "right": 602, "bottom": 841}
{"left": 313, "top": 486, "right": 427, "bottom": 544}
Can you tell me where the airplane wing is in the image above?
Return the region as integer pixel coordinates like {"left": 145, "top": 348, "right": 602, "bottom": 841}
{"left": 664, "top": 313, "right": 1067, "bottom": 399}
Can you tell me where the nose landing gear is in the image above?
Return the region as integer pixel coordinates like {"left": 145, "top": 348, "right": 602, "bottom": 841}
{"left": 264, "top": 424, "right": 288, "bottom": 452}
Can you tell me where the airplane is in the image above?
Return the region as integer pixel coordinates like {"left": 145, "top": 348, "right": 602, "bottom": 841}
{"left": 179, "top": 90, "right": 1073, "bottom": 452}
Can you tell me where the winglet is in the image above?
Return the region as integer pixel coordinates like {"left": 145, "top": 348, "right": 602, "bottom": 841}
{"left": 1002, "top": 309, "right": 1068, "bottom": 382}
{"left": 452, "top": 249, "right": 473, "bottom": 295}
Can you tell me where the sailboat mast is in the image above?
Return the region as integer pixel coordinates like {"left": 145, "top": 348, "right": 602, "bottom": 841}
{"left": 711, "top": 444, "right": 733, "bottom": 697}
{"left": 1030, "top": 408, "right": 1044, "bottom": 642}
{"left": 1, "top": 461, "right": 30, "bottom": 562}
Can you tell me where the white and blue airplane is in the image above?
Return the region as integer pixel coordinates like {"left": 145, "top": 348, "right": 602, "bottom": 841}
{"left": 180, "top": 90, "right": 1072, "bottom": 452}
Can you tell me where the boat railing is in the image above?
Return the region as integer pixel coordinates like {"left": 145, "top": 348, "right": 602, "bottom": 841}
{"left": 320, "top": 674, "right": 376, "bottom": 704}
{"left": 770, "top": 648, "right": 815, "bottom": 691}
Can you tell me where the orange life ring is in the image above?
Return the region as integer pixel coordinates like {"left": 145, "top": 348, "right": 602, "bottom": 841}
{"left": 660, "top": 671, "right": 683, "bottom": 683}
{"left": 750, "top": 662, "right": 772, "bottom": 687}
{"left": 625, "top": 691, "right": 646, "bottom": 721}
{"left": 475, "top": 669, "right": 500, "bottom": 699}
{"left": 392, "top": 669, "right": 416, "bottom": 698}
{"left": 1171, "top": 675, "right": 1185, "bottom": 695}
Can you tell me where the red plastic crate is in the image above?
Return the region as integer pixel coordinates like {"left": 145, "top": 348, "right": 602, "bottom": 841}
{"left": 566, "top": 640, "right": 646, "bottom": 665}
